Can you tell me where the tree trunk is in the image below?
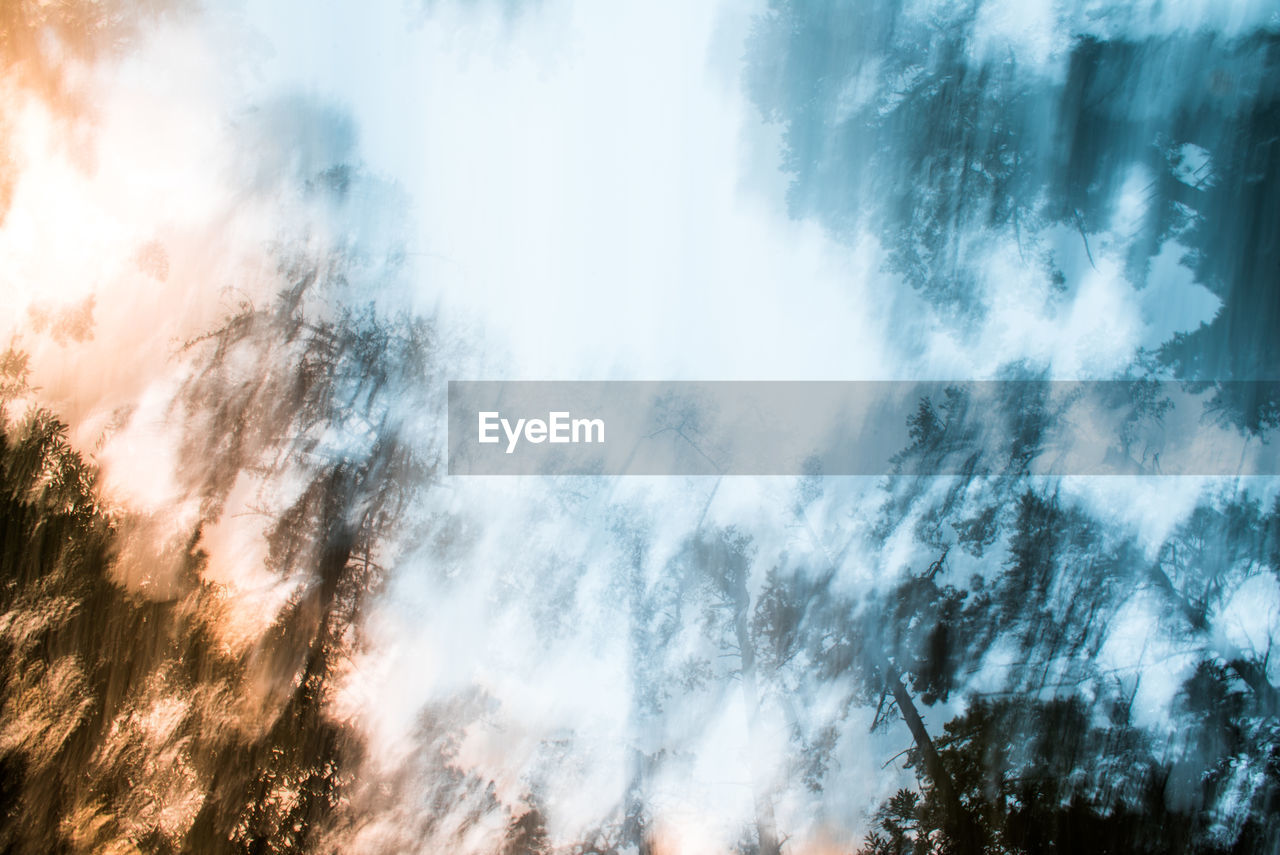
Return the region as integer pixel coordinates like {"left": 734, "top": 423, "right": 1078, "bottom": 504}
{"left": 734, "top": 594, "right": 781, "bottom": 855}
{"left": 884, "top": 667, "right": 984, "bottom": 855}
{"left": 621, "top": 747, "right": 653, "bottom": 855}
{"left": 623, "top": 541, "right": 655, "bottom": 855}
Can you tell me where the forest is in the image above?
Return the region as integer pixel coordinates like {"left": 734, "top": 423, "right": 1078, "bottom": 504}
{"left": 0, "top": 0, "right": 1277, "bottom": 852}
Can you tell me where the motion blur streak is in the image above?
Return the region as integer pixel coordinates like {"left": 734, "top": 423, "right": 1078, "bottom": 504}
{"left": 1, "top": 1, "right": 1279, "bottom": 853}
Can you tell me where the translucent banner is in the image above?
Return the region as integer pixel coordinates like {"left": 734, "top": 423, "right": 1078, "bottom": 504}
{"left": 447, "top": 380, "right": 1280, "bottom": 476}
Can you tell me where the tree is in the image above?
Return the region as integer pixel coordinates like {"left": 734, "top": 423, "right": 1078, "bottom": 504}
{"left": 173, "top": 249, "right": 440, "bottom": 854}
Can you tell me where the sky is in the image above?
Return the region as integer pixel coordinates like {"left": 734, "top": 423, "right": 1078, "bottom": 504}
{"left": 2, "top": 0, "right": 1278, "bottom": 851}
